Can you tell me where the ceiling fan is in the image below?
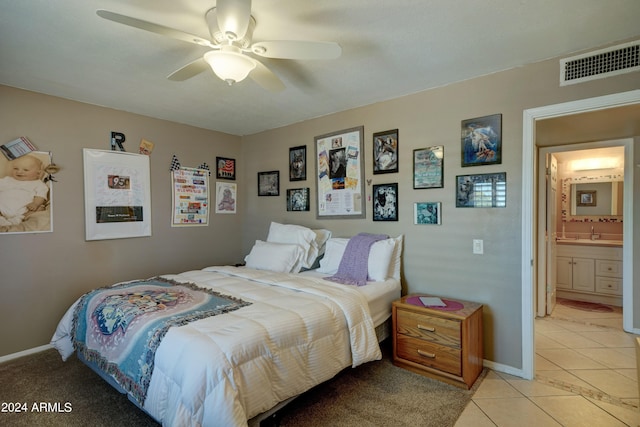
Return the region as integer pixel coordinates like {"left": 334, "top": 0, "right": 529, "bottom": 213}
{"left": 96, "top": 0, "right": 342, "bottom": 92}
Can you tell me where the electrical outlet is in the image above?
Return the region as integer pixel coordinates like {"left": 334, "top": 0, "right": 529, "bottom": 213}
{"left": 473, "top": 239, "right": 484, "bottom": 254}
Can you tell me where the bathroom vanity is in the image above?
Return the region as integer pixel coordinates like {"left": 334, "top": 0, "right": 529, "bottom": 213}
{"left": 556, "top": 240, "right": 623, "bottom": 306}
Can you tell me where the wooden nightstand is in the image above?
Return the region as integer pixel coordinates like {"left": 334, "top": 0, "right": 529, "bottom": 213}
{"left": 392, "top": 295, "right": 483, "bottom": 389}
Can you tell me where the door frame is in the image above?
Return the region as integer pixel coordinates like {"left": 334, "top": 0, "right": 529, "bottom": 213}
{"left": 521, "top": 89, "right": 639, "bottom": 380}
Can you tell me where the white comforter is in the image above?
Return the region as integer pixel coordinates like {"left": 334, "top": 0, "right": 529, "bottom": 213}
{"left": 51, "top": 266, "right": 382, "bottom": 427}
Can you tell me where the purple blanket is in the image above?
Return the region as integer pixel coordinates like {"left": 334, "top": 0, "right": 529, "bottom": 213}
{"left": 325, "top": 233, "right": 388, "bottom": 286}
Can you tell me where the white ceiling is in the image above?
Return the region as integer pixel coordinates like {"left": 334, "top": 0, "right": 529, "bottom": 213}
{"left": 1, "top": 0, "right": 639, "bottom": 136}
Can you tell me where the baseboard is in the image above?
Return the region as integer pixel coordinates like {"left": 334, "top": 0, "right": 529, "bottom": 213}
{"left": 0, "top": 344, "right": 52, "bottom": 364}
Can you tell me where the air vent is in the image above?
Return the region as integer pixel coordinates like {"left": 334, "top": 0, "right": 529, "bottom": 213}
{"left": 560, "top": 40, "right": 640, "bottom": 86}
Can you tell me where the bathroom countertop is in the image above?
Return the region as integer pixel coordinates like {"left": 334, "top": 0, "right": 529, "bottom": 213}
{"left": 556, "top": 238, "right": 623, "bottom": 247}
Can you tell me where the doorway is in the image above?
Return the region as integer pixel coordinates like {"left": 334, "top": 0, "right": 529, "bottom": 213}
{"left": 520, "top": 89, "right": 640, "bottom": 380}
{"left": 537, "top": 142, "right": 626, "bottom": 318}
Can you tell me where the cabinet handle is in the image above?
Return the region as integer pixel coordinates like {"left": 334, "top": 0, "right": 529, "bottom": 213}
{"left": 417, "top": 324, "right": 435, "bottom": 332}
{"left": 607, "top": 267, "right": 612, "bottom": 271}
{"left": 417, "top": 349, "right": 436, "bottom": 358}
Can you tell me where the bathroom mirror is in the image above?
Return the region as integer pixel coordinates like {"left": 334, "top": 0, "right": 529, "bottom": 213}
{"left": 561, "top": 174, "right": 623, "bottom": 222}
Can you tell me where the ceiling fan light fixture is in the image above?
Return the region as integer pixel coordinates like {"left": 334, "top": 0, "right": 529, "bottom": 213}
{"left": 204, "top": 48, "right": 256, "bottom": 85}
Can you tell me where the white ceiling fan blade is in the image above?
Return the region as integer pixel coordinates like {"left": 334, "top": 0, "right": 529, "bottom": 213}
{"left": 167, "top": 58, "right": 210, "bottom": 81}
{"left": 249, "top": 60, "right": 285, "bottom": 92}
{"left": 96, "top": 10, "right": 213, "bottom": 47}
{"left": 216, "top": 0, "right": 252, "bottom": 41}
{"left": 251, "top": 41, "right": 342, "bottom": 60}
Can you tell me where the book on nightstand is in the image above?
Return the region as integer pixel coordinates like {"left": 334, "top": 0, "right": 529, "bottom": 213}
{"left": 418, "top": 296, "right": 446, "bottom": 307}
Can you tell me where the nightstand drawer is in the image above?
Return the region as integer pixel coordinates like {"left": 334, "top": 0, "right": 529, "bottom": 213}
{"left": 396, "top": 310, "right": 461, "bottom": 348}
{"left": 396, "top": 335, "right": 461, "bottom": 376}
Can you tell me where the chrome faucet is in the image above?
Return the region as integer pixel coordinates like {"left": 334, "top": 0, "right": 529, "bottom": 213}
{"left": 591, "top": 226, "right": 600, "bottom": 240}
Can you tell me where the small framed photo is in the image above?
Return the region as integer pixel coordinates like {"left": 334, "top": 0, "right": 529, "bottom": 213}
{"left": 258, "top": 171, "right": 279, "bottom": 196}
{"left": 456, "top": 172, "right": 507, "bottom": 208}
{"left": 289, "top": 145, "right": 307, "bottom": 181}
{"left": 461, "top": 114, "right": 502, "bottom": 167}
{"left": 577, "top": 190, "right": 596, "bottom": 206}
{"left": 216, "top": 157, "right": 236, "bottom": 180}
{"left": 414, "top": 202, "right": 441, "bottom": 225}
{"left": 287, "top": 188, "right": 310, "bottom": 211}
{"left": 215, "top": 182, "right": 237, "bottom": 214}
{"left": 373, "top": 129, "right": 398, "bottom": 174}
{"left": 372, "top": 183, "right": 398, "bottom": 221}
{"left": 413, "top": 146, "right": 443, "bottom": 189}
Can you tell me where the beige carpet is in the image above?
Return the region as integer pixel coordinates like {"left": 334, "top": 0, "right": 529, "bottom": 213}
{"left": 0, "top": 341, "right": 483, "bottom": 426}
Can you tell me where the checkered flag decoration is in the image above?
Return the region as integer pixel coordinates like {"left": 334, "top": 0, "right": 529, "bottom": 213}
{"left": 198, "top": 162, "right": 211, "bottom": 176}
{"left": 170, "top": 154, "right": 181, "bottom": 171}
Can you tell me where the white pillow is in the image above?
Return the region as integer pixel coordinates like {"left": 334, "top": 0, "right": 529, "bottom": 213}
{"left": 368, "top": 238, "right": 396, "bottom": 281}
{"left": 389, "top": 235, "right": 403, "bottom": 280}
{"left": 303, "top": 229, "right": 332, "bottom": 270}
{"left": 312, "top": 229, "right": 332, "bottom": 256}
{"left": 317, "top": 236, "right": 397, "bottom": 281}
{"left": 266, "top": 222, "right": 318, "bottom": 269}
{"left": 317, "top": 238, "right": 349, "bottom": 274}
{"left": 244, "top": 240, "right": 305, "bottom": 273}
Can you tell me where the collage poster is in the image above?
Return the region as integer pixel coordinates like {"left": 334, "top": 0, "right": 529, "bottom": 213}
{"left": 171, "top": 167, "right": 209, "bottom": 226}
{"left": 315, "top": 127, "right": 364, "bottom": 218}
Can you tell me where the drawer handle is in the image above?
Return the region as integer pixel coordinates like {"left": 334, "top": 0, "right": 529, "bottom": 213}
{"left": 417, "top": 324, "right": 435, "bottom": 332}
{"left": 417, "top": 349, "right": 436, "bottom": 358}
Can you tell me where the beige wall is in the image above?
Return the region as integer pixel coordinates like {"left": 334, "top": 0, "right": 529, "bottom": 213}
{"left": 1, "top": 52, "right": 638, "bottom": 369}
{"left": 241, "top": 56, "right": 639, "bottom": 368}
{"left": 0, "top": 85, "right": 243, "bottom": 356}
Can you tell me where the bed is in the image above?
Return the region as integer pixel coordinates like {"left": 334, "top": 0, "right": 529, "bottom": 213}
{"left": 51, "top": 223, "right": 403, "bottom": 427}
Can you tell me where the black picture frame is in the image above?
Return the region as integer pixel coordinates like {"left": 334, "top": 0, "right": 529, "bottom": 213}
{"left": 413, "top": 145, "right": 444, "bottom": 189}
{"left": 372, "top": 183, "right": 398, "bottom": 221}
{"left": 373, "top": 129, "right": 398, "bottom": 174}
{"left": 289, "top": 145, "right": 306, "bottom": 181}
{"left": 456, "top": 172, "right": 507, "bottom": 207}
{"left": 461, "top": 113, "right": 502, "bottom": 167}
{"left": 286, "top": 188, "right": 310, "bottom": 211}
{"left": 258, "top": 171, "right": 279, "bottom": 196}
{"left": 216, "top": 157, "right": 236, "bottom": 180}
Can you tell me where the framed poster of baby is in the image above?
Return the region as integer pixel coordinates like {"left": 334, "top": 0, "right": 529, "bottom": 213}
{"left": 314, "top": 126, "right": 365, "bottom": 219}
{"left": 83, "top": 149, "right": 151, "bottom": 240}
{"left": 0, "top": 150, "right": 54, "bottom": 234}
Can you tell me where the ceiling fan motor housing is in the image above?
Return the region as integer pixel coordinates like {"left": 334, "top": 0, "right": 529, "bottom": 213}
{"left": 205, "top": 8, "right": 256, "bottom": 49}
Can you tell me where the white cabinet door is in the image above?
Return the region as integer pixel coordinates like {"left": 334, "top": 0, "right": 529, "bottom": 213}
{"left": 556, "top": 256, "right": 573, "bottom": 290}
{"left": 572, "top": 258, "right": 595, "bottom": 292}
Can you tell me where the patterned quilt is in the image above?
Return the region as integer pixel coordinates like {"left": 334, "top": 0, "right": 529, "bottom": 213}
{"left": 71, "top": 277, "right": 251, "bottom": 405}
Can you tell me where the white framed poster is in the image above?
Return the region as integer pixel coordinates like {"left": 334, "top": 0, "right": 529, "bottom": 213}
{"left": 83, "top": 149, "right": 151, "bottom": 240}
{"left": 171, "top": 167, "right": 210, "bottom": 226}
{"left": 215, "top": 181, "right": 236, "bottom": 214}
{"left": 314, "top": 126, "right": 365, "bottom": 219}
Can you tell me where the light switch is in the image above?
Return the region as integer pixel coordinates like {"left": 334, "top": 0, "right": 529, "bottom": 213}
{"left": 473, "top": 239, "right": 483, "bottom": 254}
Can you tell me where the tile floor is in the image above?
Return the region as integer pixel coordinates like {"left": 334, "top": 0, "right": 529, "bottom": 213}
{"left": 455, "top": 301, "right": 640, "bottom": 426}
